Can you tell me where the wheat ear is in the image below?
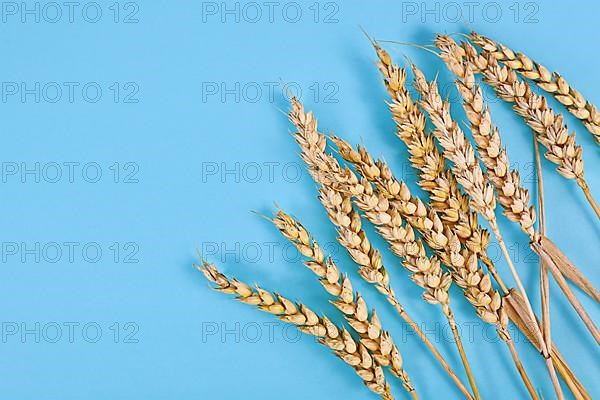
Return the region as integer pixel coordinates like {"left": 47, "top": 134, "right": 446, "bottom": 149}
{"left": 374, "top": 41, "right": 587, "bottom": 399}
{"left": 455, "top": 38, "right": 600, "bottom": 301}
{"left": 469, "top": 31, "right": 600, "bottom": 145}
{"left": 270, "top": 210, "right": 417, "bottom": 397}
{"left": 196, "top": 261, "right": 394, "bottom": 399}
{"left": 460, "top": 41, "right": 600, "bottom": 221}
{"left": 439, "top": 34, "right": 600, "bottom": 296}
{"left": 287, "top": 97, "right": 473, "bottom": 399}
{"left": 330, "top": 137, "right": 539, "bottom": 400}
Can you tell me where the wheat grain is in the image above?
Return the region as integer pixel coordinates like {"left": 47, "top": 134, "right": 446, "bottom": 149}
{"left": 270, "top": 210, "right": 417, "bottom": 397}
{"left": 287, "top": 98, "right": 473, "bottom": 399}
{"left": 197, "top": 261, "right": 394, "bottom": 399}
{"left": 469, "top": 31, "right": 600, "bottom": 145}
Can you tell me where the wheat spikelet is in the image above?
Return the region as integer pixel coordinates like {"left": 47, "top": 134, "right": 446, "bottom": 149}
{"left": 288, "top": 97, "right": 474, "bottom": 399}
{"left": 197, "top": 261, "right": 394, "bottom": 399}
{"left": 270, "top": 210, "right": 417, "bottom": 396}
{"left": 459, "top": 40, "right": 600, "bottom": 220}
{"left": 469, "top": 31, "right": 600, "bottom": 145}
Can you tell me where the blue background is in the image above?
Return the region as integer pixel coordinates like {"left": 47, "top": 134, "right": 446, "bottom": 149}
{"left": 0, "top": 0, "right": 598, "bottom": 399}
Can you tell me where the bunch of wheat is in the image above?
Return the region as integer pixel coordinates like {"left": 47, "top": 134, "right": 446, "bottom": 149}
{"left": 196, "top": 28, "right": 597, "bottom": 400}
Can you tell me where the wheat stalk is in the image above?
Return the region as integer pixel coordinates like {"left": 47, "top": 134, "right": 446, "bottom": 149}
{"left": 373, "top": 41, "right": 588, "bottom": 399}
{"left": 270, "top": 210, "right": 417, "bottom": 398}
{"left": 460, "top": 40, "right": 600, "bottom": 221}
{"left": 503, "top": 288, "right": 591, "bottom": 400}
{"left": 330, "top": 136, "right": 539, "bottom": 399}
{"left": 196, "top": 261, "right": 394, "bottom": 399}
{"left": 287, "top": 98, "right": 473, "bottom": 399}
{"left": 469, "top": 31, "right": 600, "bottom": 145}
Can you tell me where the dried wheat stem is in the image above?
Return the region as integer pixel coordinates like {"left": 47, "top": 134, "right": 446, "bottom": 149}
{"left": 197, "top": 261, "right": 394, "bottom": 399}
{"left": 505, "top": 336, "right": 539, "bottom": 400}
{"left": 504, "top": 289, "right": 591, "bottom": 400}
{"left": 288, "top": 97, "right": 473, "bottom": 399}
{"left": 578, "top": 178, "right": 600, "bottom": 220}
{"left": 534, "top": 126, "right": 552, "bottom": 362}
{"left": 270, "top": 210, "right": 417, "bottom": 395}
{"left": 460, "top": 40, "right": 600, "bottom": 221}
{"left": 531, "top": 242, "right": 600, "bottom": 345}
{"left": 469, "top": 31, "right": 600, "bottom": 145}
{"left": 330, "top": 138, "right": 539, "bottom": 399}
